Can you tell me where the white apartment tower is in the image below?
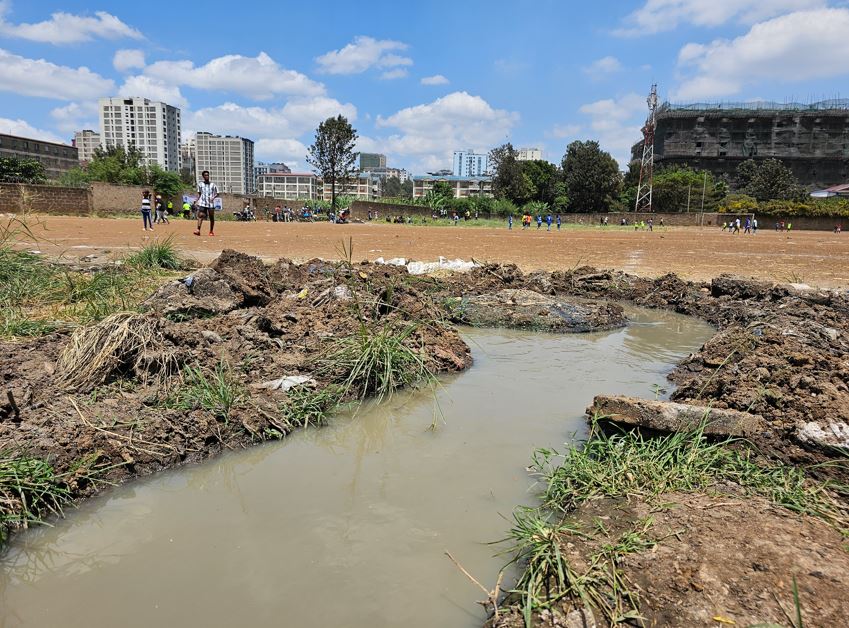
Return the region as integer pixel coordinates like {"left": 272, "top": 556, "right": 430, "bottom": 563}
{"left": 99, "top": 97, "right": 181, "bottom": 171}
{"left": 194, "top": 132, "right": 255, "bottom": 195}
{"left": 517, "top": 147, "right": 542, "bottom": 161}
{"left": 73, "top": 130, "right": 101, "bottom": 163}
{"left": 453, "top": 149, "right": 489, "bottom": 177}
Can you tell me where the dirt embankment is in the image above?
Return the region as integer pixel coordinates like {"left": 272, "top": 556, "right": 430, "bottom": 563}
{"left": 0, "top": 250, "right": 471, "bottom": 529}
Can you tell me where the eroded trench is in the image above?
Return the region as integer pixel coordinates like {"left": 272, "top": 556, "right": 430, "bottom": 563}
{"left": 0, "top": 307, "right": 713, "bottom": 628}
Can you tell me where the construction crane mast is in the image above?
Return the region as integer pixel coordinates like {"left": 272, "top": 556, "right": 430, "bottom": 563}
{"left": 635, "top": 84, "right": 658, "bottom": 212}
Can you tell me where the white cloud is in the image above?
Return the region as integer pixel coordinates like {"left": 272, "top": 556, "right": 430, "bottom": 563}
{"left": 316, "top": 36, "right": 412, "bottom": 75}
{"left": 0, "top": 116, "right": 65, "bottom": 143}
{"left": 373, "top": 91, "right": 518, "bottom": 172}
{"left": 0, "top": 1, "right": 142, "bottom": 44}
{"left": 113, "top": 49, "right": 145, "bottom": 72}
{"left": 144, "top": 52, "right": 325, "bottom": 99}
{"left": 0, "top": 48, "right": 114, "bottom": 100}
{"left": 577, "top": 93, "right": 647, "bottom": 167}
{"left": 421, "top": 74, "right": 449, "bottom": 86}
{"left": 119, "top": 75, "right": 187, "bottom": 108}
{"left": 254, "top": 139, "right": 309, "bottom": 166}
{"left": 550, "top": 123, "right": 581, "bottom": 139}
{"left": 615, "top": 0, "right": 825, "bottom": 35}
{"left": 673, "top": 8, "right": 849, "bottom": 100}
{"left": 380, "top": 68, "right": 408, "bottom": 80}
{"left": 583, "top": 56, "right": 622, "bottom": 77}
{"left": 50, "top": 101, "right": 99, "bottom": 134}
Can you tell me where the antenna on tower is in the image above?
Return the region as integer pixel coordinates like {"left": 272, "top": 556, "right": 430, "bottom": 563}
{"left": 635, "top": 84, "right": 658, "bottom": 212}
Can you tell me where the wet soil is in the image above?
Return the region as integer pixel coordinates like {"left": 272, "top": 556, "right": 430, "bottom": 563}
{"left": 3, "top": 248, "right": 849, "bottom": 625}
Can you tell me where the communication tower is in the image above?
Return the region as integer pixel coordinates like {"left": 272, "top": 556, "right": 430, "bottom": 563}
{"left": 635, "top": 84, "right": 658, "bottom": 212}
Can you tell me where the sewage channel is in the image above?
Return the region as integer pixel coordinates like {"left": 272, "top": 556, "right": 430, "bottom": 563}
{"left": 0, "top": 307, "right": 714, "bottom": 628}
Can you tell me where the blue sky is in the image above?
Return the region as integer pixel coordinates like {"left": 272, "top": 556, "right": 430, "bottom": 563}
{"left": 1, "top": 0, "right": 848, "bottom": 172}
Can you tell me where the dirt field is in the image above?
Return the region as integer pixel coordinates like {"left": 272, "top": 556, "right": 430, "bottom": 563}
{"left": 17, "top": 215, "right": 849, "bottom": 288}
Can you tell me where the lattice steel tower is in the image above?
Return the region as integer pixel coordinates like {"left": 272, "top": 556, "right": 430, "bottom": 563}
{"left": 635, "top": 84, "right": 658, "bottom": 212}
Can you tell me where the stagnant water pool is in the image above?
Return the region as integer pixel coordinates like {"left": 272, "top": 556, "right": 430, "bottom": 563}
{"left": 0, "top": 307, "right": 713, "bottom": 628}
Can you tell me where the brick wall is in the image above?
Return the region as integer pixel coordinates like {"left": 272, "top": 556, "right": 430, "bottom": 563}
{"left": 0, "top": 183, "right": 91, "bottom": 214}
{"left": 90, "top": 182, "right": 149, "bottom": 213}
{"left": 351, "top": 200, "right": 429, "bottom": 219}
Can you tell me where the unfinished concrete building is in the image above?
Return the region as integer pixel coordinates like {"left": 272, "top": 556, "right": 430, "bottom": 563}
{"left": 632, "top": 100, "right": 849, "bottom": 188}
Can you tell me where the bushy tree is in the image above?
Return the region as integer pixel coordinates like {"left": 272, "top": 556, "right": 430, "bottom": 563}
{"left": 561, "top": 141, "right": 621, "bottom": 212}
{"left": 735, "top": 158, "right": 805, "bottom": 201}
{"left": 0, "top": 157, "right": 47, "bottom": 183}
{"left": 652, "top": 167, "right": 721, "bottom": 212}
{"left": 520, "top": 159, "right": 558, "bottom": 206}
{"left": 86, "top": 145, "right": 147, "bottom": 185}
{"left": 490, "top": 143, "right": 530, "bottom": 204}
{"left": 147, "top": 164, "right": 183, "bottom": 198}
{"left": 432, "top": 180, "right": 454, "bottom": 201}
{"left": 383, "top": 176, "right": 402, "bottom": 197}
{"left": 307, "top": 115, "right": 358, "bottom": 210}
{"left": 400, "top": 179, "right": 413, "bottom": 199}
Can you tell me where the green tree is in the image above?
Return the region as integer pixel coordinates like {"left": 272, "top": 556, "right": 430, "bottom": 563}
{"left": 146, "top": 164, "right": 183, "bottom": 198}
{"left": 561, "top": 140, "right": 622, "bottom": 212}
{"left": 736, "top": 158, "right": 805, "bottom": 201}
{"left": 489, "top": 143, "right": 535, "bottom": 205}
{"left": 307, "top": 115, "right": 358, "bottom": 210}
{"left": 432, "top": 180, "right": 454, "bottom": 201}
{"left": 0, "top": 157, "right": 47, "bottom": 183}
{"left": 383, "top": 176, "right": 402, "bottom": 197}
{"left": 652, "top": 167, "right": 721, "bottom": 213}
{"left": 86, "top": 145, "right": 147, "bottom": 185}
{"left": 520, "top": 160, "right": 558, "bottom": 205}
{"left": 400, "top": 179, "right": 413, "bottom": 199}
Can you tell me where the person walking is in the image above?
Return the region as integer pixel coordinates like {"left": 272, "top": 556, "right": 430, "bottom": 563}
{"left": 141, "top": 190, "right": 154, "bottom": 231}
{"left": 536, "top": 215, "right": 543, "bottom": 230}
{"left": 508, "top": 214, "right": 513, "bottom": 230}
{"left": 194, "top": 170, "right": 219, "bottom": 236}
{"left": 546, "top": 214, "right": 553, "bottom": 231}
{"left": 556, "top": 214, "right": 562, "bottom": 230}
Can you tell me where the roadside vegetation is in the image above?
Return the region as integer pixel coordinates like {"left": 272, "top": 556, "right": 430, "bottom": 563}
{"left": 500, "top": 417, "right": 849, "bottom": 624}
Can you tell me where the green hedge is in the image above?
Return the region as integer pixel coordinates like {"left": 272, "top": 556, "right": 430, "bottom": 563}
{"left": 719, "top": 195, "right": 849, "bottom": 217}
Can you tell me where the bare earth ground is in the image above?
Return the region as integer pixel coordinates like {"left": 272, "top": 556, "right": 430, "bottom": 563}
{"left": 16, "top": 215, "right": 849, "bottom": 288}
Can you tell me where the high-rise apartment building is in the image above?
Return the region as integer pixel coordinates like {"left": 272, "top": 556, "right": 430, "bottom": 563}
{"left": 452, "top": 149, "right": 488, "bottom": 177}
{"left": 517, "top": 147, "right": 542, "bottom": 161}
{"left": 73, "top": 130, "right": 101, "bottom": 163}
{"left": 194, "top": 132, "right": 255, "bottom": 194}
{"left": 99, "top": 97, "right": 181, "bottom": 171}
{"left": 358, "top": 153, "right": 387, "bottom": 170}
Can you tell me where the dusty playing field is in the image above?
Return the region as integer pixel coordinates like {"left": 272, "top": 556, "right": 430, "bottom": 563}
{"left": 17, "top": 215, "right": 849, "bottom": 287}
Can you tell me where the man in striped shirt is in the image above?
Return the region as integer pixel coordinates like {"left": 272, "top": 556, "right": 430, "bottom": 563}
{"left": 194, "top": 170, "right": 219, "bottom": 236}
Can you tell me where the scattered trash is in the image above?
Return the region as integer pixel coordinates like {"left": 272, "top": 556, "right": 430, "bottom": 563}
{"left": 253, "top": 375, "right": 317, "bottom": 391}
{"left": 374, "top": 256, "right": 478, "bottom": 275}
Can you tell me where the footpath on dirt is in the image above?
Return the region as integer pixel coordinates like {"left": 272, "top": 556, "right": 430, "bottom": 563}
{"left": 2, "top": 243, "right": 848, "bottom": 626}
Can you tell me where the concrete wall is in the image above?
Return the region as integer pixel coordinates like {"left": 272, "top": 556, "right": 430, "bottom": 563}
{"left": 0, "top": 183, "right": 91, "bottom": 215}
{"left": 350, "top": 200, "right": 427, "bottom": 219}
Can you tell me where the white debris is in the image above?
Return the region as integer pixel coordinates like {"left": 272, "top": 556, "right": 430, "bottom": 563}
{"left": 797, "top": 421, "right": 849, "bottom": 448}
{"left": 333, "top": 285, "right": 352, "bottom": 300}
{"left": 253, "top": 375, "right": 317, "bottom": 391}
{"left": 374, "top": 257, "right": 407, "bottom": 266}
{"left": 407, "top": 257, "right": 477, "bottom": 275}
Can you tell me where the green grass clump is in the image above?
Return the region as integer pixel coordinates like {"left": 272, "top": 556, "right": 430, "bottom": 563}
{"left": 171, "top": 361, "right": 245, "bottom": 421}
{"left": 125, "top": 236, "right": 182, "bottom": 270}
{"left": 279, "top": 385, "right": 343, "bottom": 430}
{"left": 320, "top": 323, "right": 430, "bottom": 402}
{"left": 0, "top": 452, "right": 70, "bottom": 545}
{"left": 534, "top": 419, "right": 849, "bottom": 531}
{"left": 502, "top": 418, "right": 849, "bottom": 623}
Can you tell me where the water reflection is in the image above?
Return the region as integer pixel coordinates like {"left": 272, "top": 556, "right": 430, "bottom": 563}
{"left": 0, "top": 308, "right": 714, "bottom": 628}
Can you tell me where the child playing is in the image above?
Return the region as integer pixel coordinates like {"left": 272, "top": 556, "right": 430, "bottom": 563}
{"left": 141, "top": 190, "right": 153, "bottom": 231}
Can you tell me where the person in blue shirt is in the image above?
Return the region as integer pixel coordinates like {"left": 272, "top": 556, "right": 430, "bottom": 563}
{"left": 556, "top": 214, "right": 562, "bottom": 230}
{"left": 546, "top": 214, "right": 553, "bottom": 231}
{"left": 536, "top": 215, "right": 543, "bottom": 230}
{"left": 508, "top": 214, "right": 513, "bottom": 230}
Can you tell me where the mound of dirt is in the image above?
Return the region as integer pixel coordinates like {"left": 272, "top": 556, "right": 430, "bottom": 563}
{"left": 456, "top": 289, "right": 626, "bottom": 333}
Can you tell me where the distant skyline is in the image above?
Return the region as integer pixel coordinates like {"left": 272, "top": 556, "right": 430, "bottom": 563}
{"left": 1, "top": 0, "right": 848, "bottom": 172}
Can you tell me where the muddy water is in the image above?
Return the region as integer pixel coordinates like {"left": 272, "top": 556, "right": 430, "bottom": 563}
{"left": 0, "top": 307, "right": 713, "bottom": 628}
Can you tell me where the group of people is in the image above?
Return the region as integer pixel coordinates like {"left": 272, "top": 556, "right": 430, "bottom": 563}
{"left": 512, "top": 214, "right": 563, "bottom": 231}
{"left": 139, "top": 192, "right": 173, "bottom": 231}
{"left": 721, "top": 217, "right": 760, "bottom": 234}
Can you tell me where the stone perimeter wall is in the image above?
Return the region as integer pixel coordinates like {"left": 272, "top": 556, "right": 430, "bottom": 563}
{"left": 0, "top": 184, "right": 843, "bottom": 230}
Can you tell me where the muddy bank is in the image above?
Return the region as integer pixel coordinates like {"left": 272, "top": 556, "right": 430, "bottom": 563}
{"left": 3, "top": 251, "right": 849, "bottom": 625}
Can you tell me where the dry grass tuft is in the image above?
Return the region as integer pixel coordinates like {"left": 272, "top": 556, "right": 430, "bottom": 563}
{"left": 57, "top": 312, "right": 178, "bottom": 391}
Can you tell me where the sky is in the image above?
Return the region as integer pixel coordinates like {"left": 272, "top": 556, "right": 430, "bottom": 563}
{"left": 1, "top": 0, "right": 848, "bottom": 173}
